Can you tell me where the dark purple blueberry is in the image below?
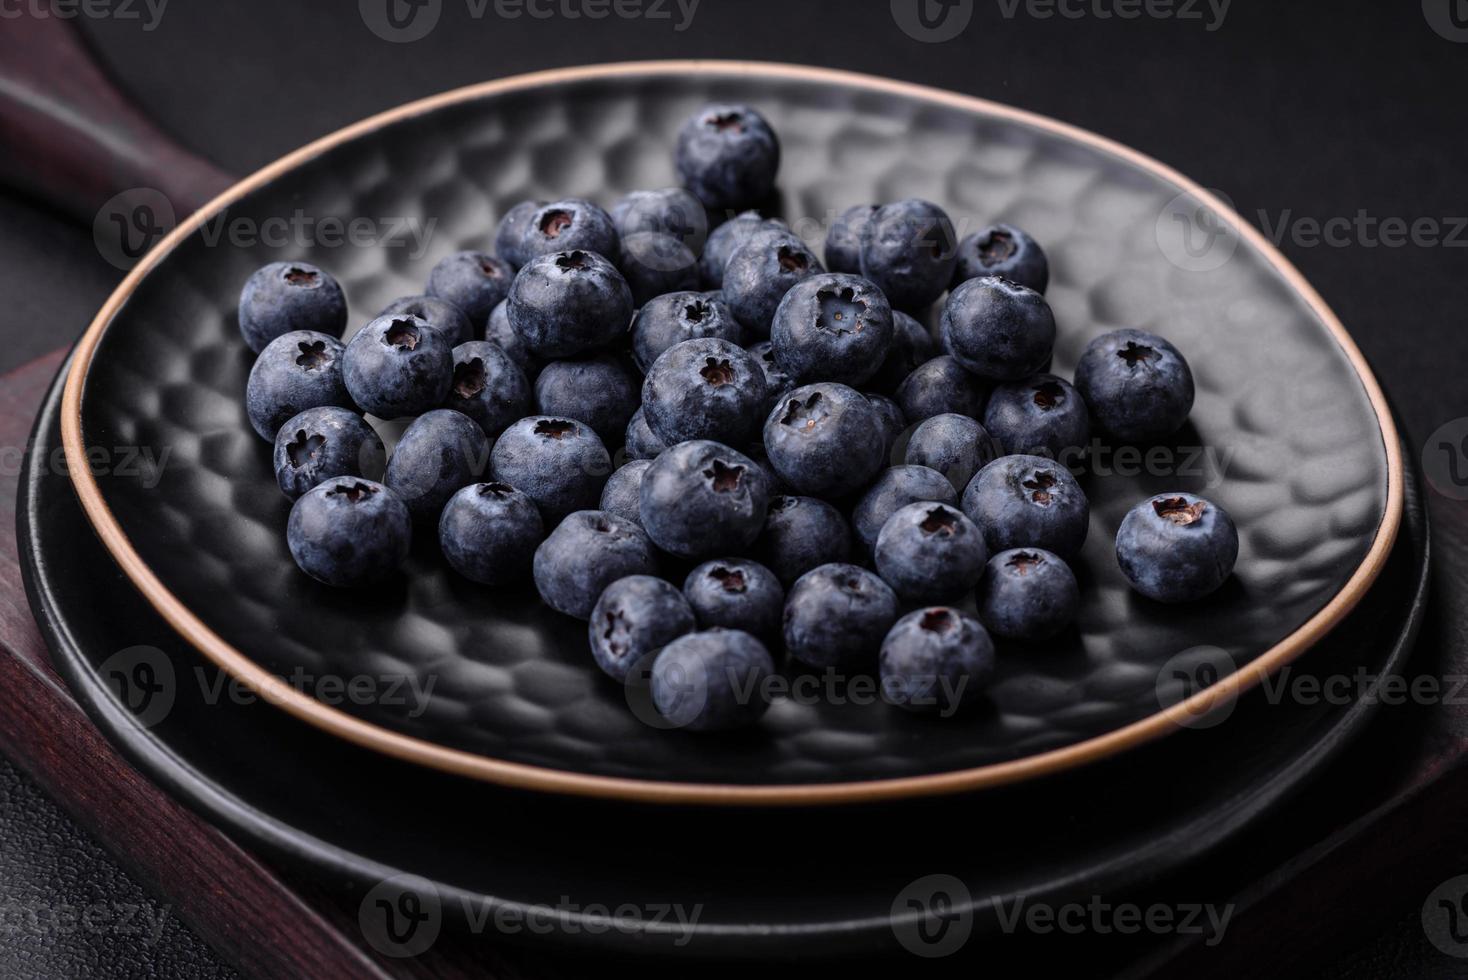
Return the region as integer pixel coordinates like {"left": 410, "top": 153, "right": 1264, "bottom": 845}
{"left": 976, "top": 548, "right": 1079, "bottom": 641}
{"left": 961, "top": 454, "right": 1090, "bottom": 560}
{"left": 287, "top": 478, "right": 410, "bottom": 588}
{"left": 245, "top": 329, "right": 353, "bottom": 441}
{"left": 941, "top": 276, "right": 1056, "bottom": 382}
{"left": 953, "top": 223, "right": 1049, "bottom": 293}
{"left": 650, "top": 629, "right": 776, "bottom": 732}
{"left": 747, "top": 339, "right": 795, "bottom": 418}
{"left": 519, "top": 198, "right": 621, "bottom": 265}
{"left": 638, "top": 440, "right": 770, "bottom": 560}
{"left": 533, "top": 510, "right": 659, "bottom": 620}
{"left": 722, "top": 230, "right": 824, "bottom": 338}
{"left": 905, "top": 413, "right": 1001, "bottom": 493}
{"left": 384, "top": 409, "right": 491, "bottom": 521}
{"left": 879, "top": 608, "right": 994, "bottom": 714}
{"left": 1115, "top": 493, "right": 1238, "bottom": 603}
{"left": 588, "top": 575, "right": 695, "bottom": 682}
{"left": 825, "top": 204, "right": 878, "bottom": 274}
{"left": 851, "top": 464, "right": 957, "bottom": 556}
{"left": 895, "top": 355, "right": 990, "bottom": 423}
{"left": 683, "top": 558, "right": 784, "bottom": 641}
{"left": 489, "top": 416, "right": 612, "bottom": 522}
{"left": 983, "top": 373, "right": 1090, "bottom": 461}
{"left": 631, "top": 291, "right": 742, "bottom": 372}
{"left": 494, "top": 200, "right": 543, "bottom": 269}
{"left": 447, "top": 340, "right": 532, "bottom": 438}
{"left": 273, "top": 406, "right": 385, "bottom": 500}
{"left": 438, "top": 481, "right": 544, "bottom": 586}
{"left": 700, "top": 211, "right": 786, "bottom": 288}
{"left": 641, "top": 338, "right": 768, "bottom": 447}
{"left": 1074, "top": 329, "right": 1195, "bottom": 442}
{"left": 426, "top": 251, "right": 514, "bottom": 326}
{"left": 783, "top": 563, "right": 899, "bottom": 668}
{"left": 238, "top": 261, "right": 346, "bottom": 354}
{"left": 379, "top": 294, "right": 473, "bottom": 347}
{"left": 770, "top": 272, "right": 894, "bottom": 386}
{"left": 866, "top": 393, "right": 907, "bottom": 464}
{"left": 870, "top": 310, "right": 939, "bottom": 393}
{"left": 506, "top": 249, "right": 634, "bottom": 358}
{"left": 600, "top": 459, "right": 653, "bottom": 526}
{"left": 341, "top": 314, "right": 453, "bottom": 419}
{"left": 674, "top": 104, "right": 780, "bottom": 211}
{"left": 611, "top": 187, "right": 708, "bottom": 257}
{"left": 874, "top": 501, "right": 987, "bottom": 603}
{"left": 762, "top": 382, "right": 886, "bottom": 498}
{"left": 485, "top": 299, "right": 541, "bottom": 378}
{"left": 619, "top": 232, "right": 701, "bottom": 306}
{"left": 754, "top": 495, "right": 853, "bottom": 586}
{"left": 534, "top": 352, "right": 641, "bottom": 445}
{"left": 858, "top": 199, "right": 959, "bottom": 312}
{"left": 624, "top": 408, "right": 668, "bottom": 461}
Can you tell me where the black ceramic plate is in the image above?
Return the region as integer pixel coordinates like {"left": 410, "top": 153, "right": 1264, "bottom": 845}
{"left": 22, "top": 359, "right": 1430, "bottom": 959}
{"left": 60, "top": 63, "right": 1403, "bottom": 803}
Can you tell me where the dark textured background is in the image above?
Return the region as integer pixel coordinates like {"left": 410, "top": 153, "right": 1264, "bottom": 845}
{"left": 1, "top": 1, "right": 1464, "bottom": 975}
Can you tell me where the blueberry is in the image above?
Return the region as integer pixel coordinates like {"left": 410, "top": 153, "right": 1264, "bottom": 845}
{"left": 494, "top": 200, "right": 543, "bottom": 270}
{"left": 961, "top": 454, "right": 1090, "bottom": 560}
{"left": 722, "top": 231, "right": 824, "bottom": 338}
{"left": 485, "top": 299, "right": 540, "bottom": 378}
{"left": 976, "top": 548, "right": 1079, "bottom": 641}
{"left": 589, "top": 575, "right": 696, "bottom": 682}
{"left": 273, "top": 406, "right": 385, "bottom": 500}
{"left": 650, "top": 629, "right": 776, "bottom": 732}
{"left": 384, "top": 409, "right": 491, "bottom": 520}
{"left": 763, "top": 383, "right": 885, "bottom": 498}
{"left": 619, "top": 232, "right": 701, "bottom": 306}
{"left": 953, "top": 223, "right": 1049, "bottom": 293}
{"left": 1116, "top": 493, "right": 1238, "bottom": 603}
{"left": 600, "top": 459, "right": 652, "bottom": 526}
{"left": 245, "top": 330, "right": 353, "bottom": 441}
{"left": 858, "top": 199, "right": 959, "bottom": 312}
{"left": 941, "top": 277, "right": 1056, "bottom": 382}
{"left": 519, "top": 199, "right": 621, "bottom": 265}
{"left": 534, "top": 352, "right": 641, "bottom": 445}
{"left": 611, "top": 187, "right": 708, "bottom": 256}
{"left": 895, "top": 355, "right": 989, "bottom": 423}
{"left": 438, "top": 481, "right": 545, "bottom": 586}
{"left": 983, "top": 373, "right": 1090, "bottom": 460}
{"left": 341, "top": 314, "right": 453, "bottom": 419}
{"left": 445, "top": 341, "right": 531, "bottom": 438}
{"left": 639, "top": 440, "right": 770, "bottom": 559}
{"left": 287, "top": 478, "right": 410, "bottom": 587}
{"left": 238, "top": 261, "right": 347, "bottom": 354}
{"left": 905, "top": 413, "right": 1000, "bottom": 493}
{"left": 747, "top": 340, "right": 795, "bottom": 418}
{"left": 683, "top": 558, "right": 784, "bottom": 640}
{"left": 874, "top": 502, "right": 987, "bottom": 603}
{"left": 631, "top": 291, "right": 742, "bottom": 372}
{"left": 426, "top": 251, "right": 514, "bottom": 326}
{"left": 879, "top": 608, "right": 994, "bottom": 714}
{"left": 490, "top": 416, "right": 611, "bottom": 522}
{"left": 1073, "top": 329, "right": 1195, "bottom": 442}
{"left": 851, "top": 464, "right": 957, "bottom": 555}
{"left": 642, "top": 338, "right": 768, "bottom": 447}
{"left": 870, "top": 310, "right": 939, "bottom": 394}
{"left": 378, "top": 295, "right": 473, "bottom": 347}
{"left": 866, "top": 393, "right": 907, "bottom": 464}
{"left": 533, "top": 510, "right": 659, "bottom": 619}
{"left": 700, "top": 211, "right": 786, "bottom": 288}
{"left": 624, "top": 408, "right": 668, "bottom": 461}
{"left": 783, "top": 563, "right": 899, "bottom": 668}
{"left": 754, "top": 495, "right": 852, "bottom": 586}
{"left": 675, "top": 104, "right": 780, "bottom": 210}
{"left": 825, "top": 204, "right": 877, "bottom": 274}
{"left": 770, "top": 273, "right": 894, "bottom": 386}
{"left": 506, "top": 249, "right": 634, "bottom": 358}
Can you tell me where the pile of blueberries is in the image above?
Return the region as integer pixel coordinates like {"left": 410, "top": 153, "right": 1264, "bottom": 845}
{"left": 240, "top": 103, "right": 1239, "bottom": 733}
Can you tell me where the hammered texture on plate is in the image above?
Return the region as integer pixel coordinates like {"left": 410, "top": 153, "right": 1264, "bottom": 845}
{"left": 80, "top": 69, "right": 1389, "bottom": 786}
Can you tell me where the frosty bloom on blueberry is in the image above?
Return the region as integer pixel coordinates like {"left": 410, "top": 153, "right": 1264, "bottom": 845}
{"left": 675, "top": 103, "right": 780, "bottom": 211}
{"left": 272, "top": 406, "right": 385, "bottom": 501}
{"left": 1115, "top": 492, "right": 1238, "bottom": 603}
{"left": 770, "top": 273, "right": 895, "bottom": 387}
{"left": 641, "top": 338, "right": 768, "bottom": 447}
{"left": 1074, "top": 328, "right": 1195, "bottom": 443}
{"left": 439, "top": 481, "right": 544, "bottom": 587}
{"left": 650, "top": 629, "right": 777, "bottom": 732}
{"left": 638, "top": 440, "right": 771, "bottom": 560}
{"left": 287, "top": 477, "right": 411, "bottom": 588}
{"left": 238, "top": 261, "right": 347, "bottom": 354}
{"left": 952, "top": 223, "right": 1049, "bottom": 293}
{"left": 505, "top": 249, "right": 634, "bottom": 359}
{"left": 941, "top": 276, "right": 1056, "bottom": 382}
{"left": 426, "top": 250, "right": 514, "bottom": 327}
{"left": 762, "top": 382, "right": 885, "bottom": 498}
{"left": 341, "top": 314, "right": 453, "bottom": 419}
{"left": 246, "top": 329, "right": 353, "bottom": 441}
{"left": 722, "top": 229, "right": 824, "bottom": 337}
{"left": 962, "top": 454, "right": 1091, "bottom": 561}
{"left": 589, "top": 575, "right": 695, "bottom": 683}
{"left": 879, "top": 608, "right": 995, "bottom": 715}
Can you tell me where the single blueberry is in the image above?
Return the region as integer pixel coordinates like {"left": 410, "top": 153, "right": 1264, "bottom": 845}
{"left": 494, "top": 200, "right": 543, "bottom": 269}
{"left": 611, "top": 187, "right": 708, "bottom": 257}
{"left": 426, "top": 251, "right": 514, "bottom": 327}
{"left": 286, "top": 478, "right": 410, "bottom": 588}
{"left": 485, "top": 299, "right": 540, "bottom": 378}
{"left": 858, "top": 199, "right": 959, "bottom": 312}
{"left": 245, "top": 329, "right": 353, "bottom": 441}
{"left": 589, "top": 575, "right": 696, "bottom": 682}
{"left": 754, "top": 495, "right": 853, "bottom": 586}
{"left": 438, "top": 481, "right": 545, "bottom": 586}
{"left": 894, "top": 355, "right": 989, "bottom": 423}
{"left": 1073, "top": 328, "right": 1195, "bottom": 442}
{"left": 650, "top": 629, "right": 776, "bottom": 732}
{"left": 783, "top": 563, "right": 899, "bottom": 668}
{"left": 869, "top": 310, "right": 939, "bottom": 394}
{"left": 238, "top": 261, "right": 347, "bottom": 354}
{"left": 722, "top": 230, "right": 824, "bottom": 338}
{"left": 983, "top": 373, "right": 1090, "bottom": 461}
{"left": 866, "top": 393, "right": 907, "bottom": 464}
{"left": 961, "top": 454, "right": 1090, "bottom": 560}
{"left": 534, "top": 352, "right": 642, "bottom": 445}
{"left": 490, "top": 416, "right": 612, "bottom": 522}
{"left": 384, "top": 409, "right": 491, "bottom": 521}
{"left": 762, "top": 382, "right": 885, "bottom": 498}
{"left": 905, "top": 413, "right": 1001, "bottom": 493}
{"left": 879, "top": 608, "right": 994, "bottom": 714}
{"left": 700, "top": 211, "right": 786, "bottom": 288}
{"left": 273, "top": 406, "right": 385, "bottom": 500}
{"left": 874, "top": 502, "right": 987, "bottom": 603}
{"left": 976, "top": 548, "right": 1079, "bottom": 641}
{"left": 642, "top": 338, "right": 768, "bottom": 447}
{"left": 941, "top": 276, "right": 1056, "bottom": 382}
{"left": 600, "top": 459, "right": 653, "bottom": 526}
{"left": 770, "top": 272, "right": 895, "bottom": 387}
{"left": 674, "top": 104, "right": 780, "bottom": 211}
{"left": 379, "top": 295, "right": 473, "bottom": 347}
{"left": 952, "top": 223, "right": 1049, "bottom": 293}
{"left": 446, "top": 340, "right": 532, "bottom": 438}
{"left": 341, "top": 314, "right": 453, "bottom": 419}
{"left": 619, "top": 232, "right": 701, "bottom": 306}
{"left": 506, "top": 249, "right": 634, "bottom": 358}
{"left": 1115, "top": 493, "right": 1238, "bottom": 603}
{"left": 519, "top": 199, "right": 621, "bottom": 265}
{"left": 631, "top": 291, "right": 742, "bottom": 372}
{"left": 639, "top": 440, "right": 770, "bottom": 559}
{"left": 624, "top": 407, "right": 668, "bottom": 461}
{"left": 851, "top": 464, "right": 958, "bottom": 555}
{"left": 825, "top": 204, "right": 878, "bottom": 274}
{"left": 683, "top": 558, "right": 784, "bottom": 641}
{"left": 533, "top": 510, "right": 659, "bottom": 619}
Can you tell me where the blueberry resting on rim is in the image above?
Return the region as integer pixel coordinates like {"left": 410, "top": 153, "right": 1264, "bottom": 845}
{"left": 983, "top": 373, "right": 1090, "bottom": 462}
{"left": 752, "top": 495, "right": 853, "bottom": 586}
{"left": 384, "top": 409, "right": 491, "bottom": 521}
{"left": 682, "top": 558, "right": 785, "bottom": 642}
{"left": 641, "top": 337, "right": 769, "bottom": 448}
{"left": 286, "top": 477, "right": 410, "bottom": 588}
{"left": 438, "top": 481, "right": 545, "bottom": 587}
{"left": 976, "top": 547, "right": 1080, "bottom": 642}
{"left": 782, "top": 563, "right": 899, "bottom": 669}
{"left": 650, "top": 629, "right": 777, "bottom": 732}
{"left": 426, "top": 251, "right": 514, "bottom": 327}
{"left": 873, "top": 502, "right": 988, "bottom": 603}
{"left": 588, "top": 575, "right": 695, "bottom": 683}
{"left": 960, "top": 454, "right": 1090, "bottom": 561}
{"left": 674, "top": 103, "right": 781, "bottom": 211}
{"left": 851, "top": 464, "right": 958, "bottom": 556}
{"left": 272, "top": 405, "right": 385, "bottom": 501}
{"left": 489, "top": 416, "right": 611, "bottom": 523}
{"left": 245, "top": 329, "right": 353, "bottom": 442}
{"left": 341, "top": 313, "right": 454, "bottom": 419}
{"left": 858, "top": 198, "right": 959, "bottom": 313}
{"left": 1073, "top": 328, "right": 1195, "bottom": 443}
{"left": 238, "top": 261, "right": 346, "bottom": 354}
{"left": 904, "top": 413, "right": 1001, "bottom": 495}
{"left": 952, "top": 223, "right": 1049, "bottom": 294}
{"left": 638, "top": 440, "right": 771, "bottom": 560}
{"left": 505, "top": 249, "right": 635, "bottom": 359}
{"left": 533, "top": 510, "right": 659, "bottom": 620}
{"left": 761, "top": 382, "right": 885, "bottom": 499}
{"left": 769, "top": 272, "right": 895, "bottom": 387}
{"left": 1115, "top": 492, "right": 1238, "bottom": 603}
{"left": 879, "top": 607, "right": 995, "bottom": 714}
{"left": 941, "top": 276, "right": 1056, "bottom": 382}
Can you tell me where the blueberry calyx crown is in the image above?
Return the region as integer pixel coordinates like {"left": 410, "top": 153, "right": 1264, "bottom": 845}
{"left": 919, "top": 507, "right": 959, "bottom": 536}
{"left": 283, "top": 266, "right": 319, "bottom": 287}
{"left": 707, "top": 110, "right": 745, "bottom": 133}
{"left": 1022, "top": 470, "right": 1057, "bottom": 505}
{"left": 452, "top": 357, "right": 487, "bottom": 399}
{"left": 703, "top": 459, "right": 744, "bottom": 493}
{"left": 780, "top": 392, "right": 824, "bottom": 430}
{"left": 816, "top": 285, "right": 867, "bottom": 336}
{"left": 554, "top": 250, "right": 591, "bottom": 272}
{"left": 708, "top": 566, "right": 747, "bottom": 593}
{"left": 295, "top": 340, "right": 331, "bottom": 371}
{"left": 1006, "top": 551, "right": 1044, "bottom": 575}
{"left": 533, "top": 419, "right": 577, "bottom": 440}
{"left": 477, "top": 257, "right": 504, "bottom": 278}
{"left": 1031, "top": 380, "right": 1065, "bottom": 409}
{"left": 478, "top": 482, "right": 515, "bottom": 497}
{"left": 776, "top": 245, "right": 808, "bottom": 273}
{"left": 285, "top": 430, "right": 326, "bottom": 468}
{"left": 539, "top": 209, "right": 574, "bottom": 238}
{"left": 919, "top": 608, "right": 955, "bottom": 632}
{"left": 977, "top": 229, "right": 1017, "bottom": 264}
{"left": 682, "top": 299, "right": 713, "bottom": 324}
{"left": 700, "top": 357, "right": 736, "bottom": 386}
{"left": 1117, "top": 341, "right": 1159, "bottom": 368}
{"left": 1154, "top": 496, "right": 1206, "bottom": 526}
{"left": 327, "top": 481, "right": 378, "bottom": 503}
{"left": 383, "top": 318, "right": 420, "bottom": 351}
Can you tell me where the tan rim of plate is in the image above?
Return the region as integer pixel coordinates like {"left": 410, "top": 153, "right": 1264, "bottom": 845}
{"left": 61, "top": 61, "right": 1404, "bottom": 807}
